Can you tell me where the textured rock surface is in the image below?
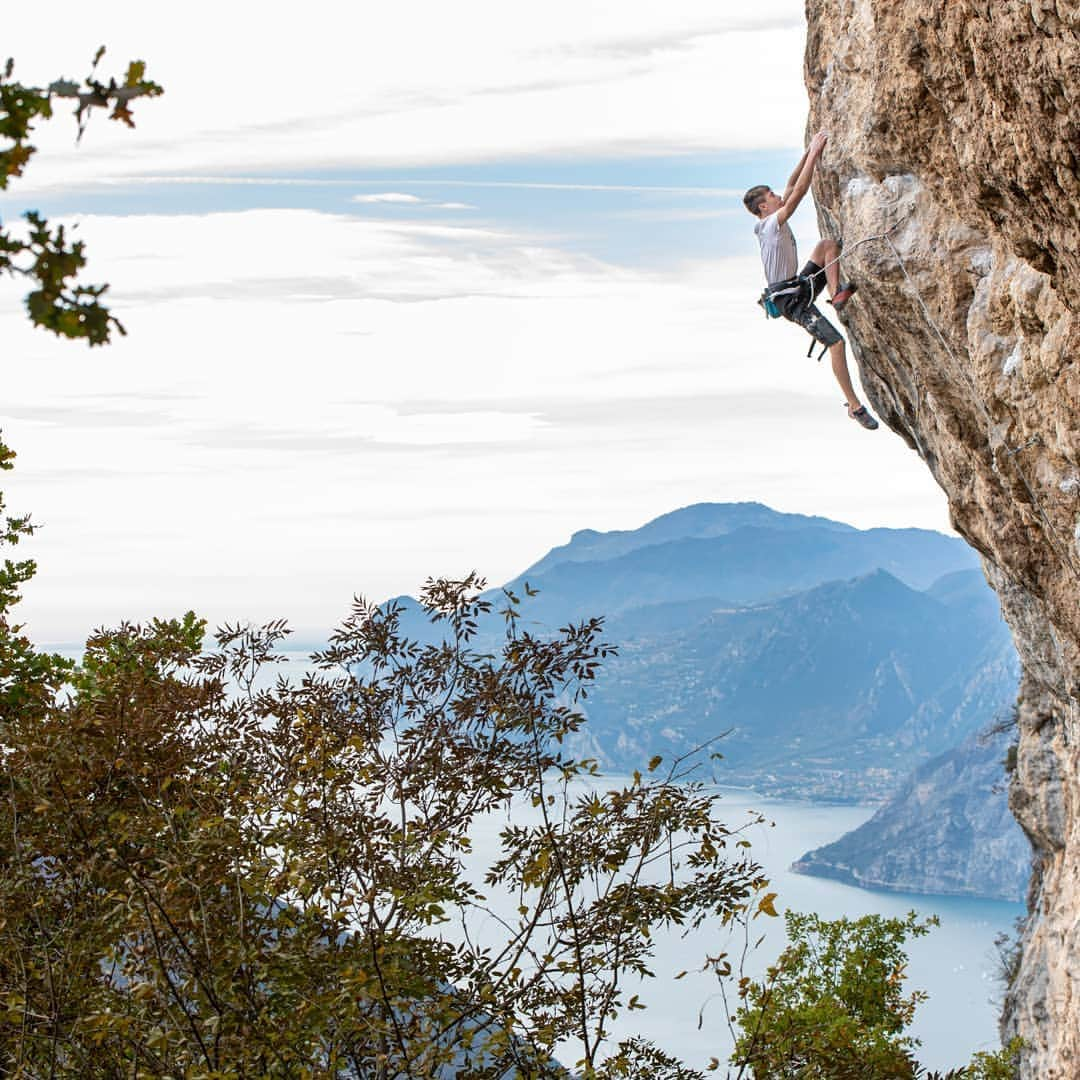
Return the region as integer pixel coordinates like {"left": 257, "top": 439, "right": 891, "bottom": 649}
{"left": 803, "top": 3, "right": 1080, "bottom": 1075}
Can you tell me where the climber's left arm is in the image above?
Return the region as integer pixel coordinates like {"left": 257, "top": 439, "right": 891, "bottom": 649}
{"left": 783, "top": 147, "right": 811, "bottom": 201}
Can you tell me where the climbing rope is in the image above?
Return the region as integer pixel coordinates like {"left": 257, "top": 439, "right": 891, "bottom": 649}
{"left": 819, "top": 213, "right": 911, "bottom": 279}
{"left": 836, "top": 218, "right": 1080, "bottom": 585}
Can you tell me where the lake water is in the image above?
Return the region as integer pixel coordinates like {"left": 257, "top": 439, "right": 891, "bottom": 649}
{"left": 59, "top": 649, "right": 1022, "bottom": 1072}
{"left": 461, "top": 783, "right": 1022, "bottom": 1076}
{"left": 230, "top": 654, "right": 1023, "bottom": 1071}
{"left": 679, "top": 789, "right": 1021, "bottom": 1074}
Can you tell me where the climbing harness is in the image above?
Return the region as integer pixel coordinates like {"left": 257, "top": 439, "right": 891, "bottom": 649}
{"left": 758, "top": 273, "right": 836, "bottom": 362}
{"left": 757, "top": 222, "right": 903, "bottom": 316}
{"left": 757, "top": 277, "right": 805, "bottom": 319}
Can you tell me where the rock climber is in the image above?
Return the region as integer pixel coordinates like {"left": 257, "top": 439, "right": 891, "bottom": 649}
{"left": 744, "top": 130, "right": 879, "bottom": 430}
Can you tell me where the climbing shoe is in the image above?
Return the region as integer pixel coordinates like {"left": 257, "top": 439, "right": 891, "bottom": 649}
{"left": 830, "top": 282, "right": 858, "bottom": 310}
{"left": 847, "top": 403, "right": 879, "bottom": 430}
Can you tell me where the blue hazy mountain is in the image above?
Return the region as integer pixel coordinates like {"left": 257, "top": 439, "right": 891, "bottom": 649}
{"left": 388, "top": 502, "right": 978, "bottom": 642}
{"left": 569, "top": 567, "right": 1017, "bottom": 799}
{"left": 793, "top": 725, "right": 1030, "bottom": 901}
{"left": 522, "top": 502, "right": 853, "bottom": 576}
{"left": 502, "top": 504, "right": 980, "bottom": 630}
{"left": 388, "top": 503, "right": 1011, "bottom": 800}
{"left": 382, "top": 503, "right": 1019, "bottom": 896}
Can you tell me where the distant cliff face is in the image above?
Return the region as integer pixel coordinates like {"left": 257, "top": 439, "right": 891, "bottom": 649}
{"left": 803, "top": 3, "right": 1080, "bottom": 1076}
{"left": 792, "top": 726, "right": 1031, "bottom": 903}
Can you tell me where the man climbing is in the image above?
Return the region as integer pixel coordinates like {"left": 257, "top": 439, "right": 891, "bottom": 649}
{"left": 744, "top": 130, "right": 879, "bottom": 430}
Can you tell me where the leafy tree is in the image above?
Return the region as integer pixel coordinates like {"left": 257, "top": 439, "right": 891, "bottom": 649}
{"left": 951, "top": 1041, "right": 1023, "bottom": 1080}
{"left": 728, "top": 910, "right": 1022, "bottom": 1080}
{"left": 2, "top": 51, "right": 771, "bottom": 1073}
{"left": 730, "top": 909, "right": 935, "bottom": 1079}
{"left": 1, "top": 48, "right": 162, "bottom": 344}
{"left": 0, "top": 456, "right": 772, "bottom": 1078}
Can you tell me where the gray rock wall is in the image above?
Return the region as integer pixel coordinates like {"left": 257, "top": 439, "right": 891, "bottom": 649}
{"left": 804, "top": 4, "right": 1080, "bottom": 1075}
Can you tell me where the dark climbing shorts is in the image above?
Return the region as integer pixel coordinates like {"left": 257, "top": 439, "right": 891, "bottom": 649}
{"left": 778, "top": 260, "right": 843, "bottom": 349}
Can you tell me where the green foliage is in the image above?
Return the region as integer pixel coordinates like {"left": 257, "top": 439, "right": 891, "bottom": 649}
{"left": 947, "top": 1037, "right": 1022, "bottom": 1079}
{"left": 0, "top": 461, "right": 771, "bottom": 1078}
{"left": 0, "top": 436, "right": 73, "bottom": 722}
{"left": 729, "top": 911, "right": 1023, "bottom": 1080}
{"left": 731, "top": 910, "right": 937, "bottom": 1079}
{"left": 912, "top": 1036, "right": 1022, "bottom": 1079}
{"left": 993, "top": 916, "right": 1022, "bottom": 987}
{"left": 0, "top": 50, "right": 162, "bottom": 345}
{"left": 597, "top": 1036, "right": 707, "bottom": 1080}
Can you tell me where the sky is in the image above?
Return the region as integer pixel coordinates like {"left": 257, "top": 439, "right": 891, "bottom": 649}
{"left": 2, "top": 1, "right": 952, "bottom": 644}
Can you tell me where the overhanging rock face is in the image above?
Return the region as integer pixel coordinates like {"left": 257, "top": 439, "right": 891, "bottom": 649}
{"left": 803, "top": 3, "right": 1080, "bottom": 1075}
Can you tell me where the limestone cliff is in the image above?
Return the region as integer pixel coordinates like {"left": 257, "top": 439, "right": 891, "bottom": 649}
{"left": 803, "top": 3, "right": 1080, "bottom": 1076}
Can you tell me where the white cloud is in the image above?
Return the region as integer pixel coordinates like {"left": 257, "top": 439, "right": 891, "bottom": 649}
{"left": 40, "top": 175, "right": 744, "bottom": 197}
{"left": 5, "top": 1, "right": 808, "bottom": 193}
{"left": 608, "top": 207, "right": 742, "bottom": 223}
{"left": 2, "top": 206, "right": 950, "bottom": 641}
{"left": 351, "top": 192, "right": 424, "bottom": 204}
{"left": 350, "top": 180, "right": 743, "bottom": 195}
{"left": 348, "top": 193, "right": 475, "bottom": 211}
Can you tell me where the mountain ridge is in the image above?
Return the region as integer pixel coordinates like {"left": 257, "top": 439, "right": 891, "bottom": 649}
{"left": 386, "top": 502, "right": 1020, "bottom": 897}
{"left": 523, "top": 502, "right": 855, "bottom": 576}
{"left": 574, "top": 564, "right": 1016, "bottom": 798}
{"left": 793, "top": 726, "right": 1030, "bottom": 902}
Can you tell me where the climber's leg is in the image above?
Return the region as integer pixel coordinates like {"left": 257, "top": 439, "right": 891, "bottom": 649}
{"left": 808, "top": 240, "right": 841, "bottom": 295}
{"left": 806, "top": 242, "right": 857, "bottom": 309}
{"left": 830, "top": 341, "right": 879, "bottom": 429}
{"left": 786, "top": 301, "right": 877, "bottom": 428}
{"left": 828, "top": 339, "right": 860, "bottom": 411}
